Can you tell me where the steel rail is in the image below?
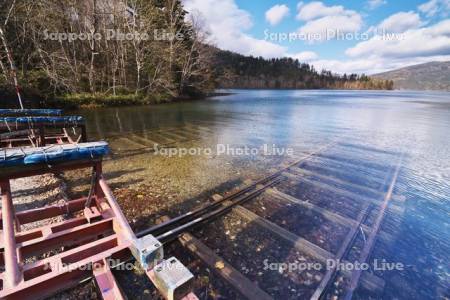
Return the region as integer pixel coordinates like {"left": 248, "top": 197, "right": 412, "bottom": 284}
{"left": 153, "top": 177, "right": 283, "bottom": 243}
{"left": 39, "top": 140, "right": 340, "bottom": 297}
{"left": 312, "top": 152, "right": 404, "bottom": 300}
{"left": 343, "top": 155, "right": 403, "bottom": 300}
{"left": 137, "top": 140, "right": 340, "bottom": 238}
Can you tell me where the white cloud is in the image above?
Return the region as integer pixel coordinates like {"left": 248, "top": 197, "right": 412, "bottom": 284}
{"left": 346, "top": 19, "right": 450, "bottom": 59}
{"left": 418, "top": 0, "right": 450, "bottom": 18}
{"left": 183, "top": 0, "right": 286, "bottom": 58}
{"left": 378, "top": 11, "right": 424, "bottom": 33}
{"left": 310, "top": 55, "right": 450, "bottom": 75}
{"left": 302, "top": 19, "right": 447, "bottom": 74}
{"left": 289, "top": 51, "right": 318, "bottom": 61}
{"left": 306, "top": 19, "right": 450, "bottom": 74}
{"left": 265, "top": 4, "right": 290, "bottom": 26}
{"left": 296, "top": 1, "right": 354, "bottom": 21}
{"left": 296, "top": 1, "right": 363, "bottom": 42}
{"left": 311, "top": 59, "right": 382, "bottom": 74}
{"left": 298, "top": 15, "right": 363, "bottom": 41}
{"left": 367, "top": 0, "right": 387, "bottom": 10}
{"left": 183, "top": 0, "right": 450, "bottom": 74}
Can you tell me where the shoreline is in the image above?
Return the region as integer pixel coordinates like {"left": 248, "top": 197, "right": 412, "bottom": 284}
{"left": 3, "top": 88, "right": 448, "bottom": 111}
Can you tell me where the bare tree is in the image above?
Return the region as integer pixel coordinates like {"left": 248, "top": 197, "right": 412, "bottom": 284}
{"left": 0, "top": 0, "right": 23, "bottom": 108}
{"left": 0, "top": 0, "right": 215, "bottom": 102}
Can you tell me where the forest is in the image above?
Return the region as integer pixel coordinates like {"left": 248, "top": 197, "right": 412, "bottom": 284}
{"left": 0, "top": 0, "right": 393, "bottom": 108}
{"left": 213, "top": 50, "right": 394, "bottom": 90}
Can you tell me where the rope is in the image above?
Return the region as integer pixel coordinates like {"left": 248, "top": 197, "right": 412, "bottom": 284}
{"left": 89, "top": 146, "right": 94, "bottom": 159}
{"left": 4, "top": 119, "right": 11, "bottom": 132}
{"left": 28, "top": 135, "right": 35, "bottom": 147}
{"left": 26, "top": 116, "right": 33, "bottom": 133}
{"left": 41, "top": 144, "right": 58, "bottom": 168}
{"left": 42, "top": 146, "right": 49, "bottom": 166}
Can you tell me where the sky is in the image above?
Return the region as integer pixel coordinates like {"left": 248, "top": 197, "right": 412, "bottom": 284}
{"left": 182, "top": 0, "right": 450, "bottom": 74}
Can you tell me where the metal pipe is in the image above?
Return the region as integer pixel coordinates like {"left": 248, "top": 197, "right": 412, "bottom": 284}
{"left": 1, "top": 180, "right": 21, "bottom": 287}
{"left": 99, "top": 177, "right": 136, "bottom": 241}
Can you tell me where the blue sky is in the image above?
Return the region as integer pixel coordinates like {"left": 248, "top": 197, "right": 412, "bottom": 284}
{"left": 183, "top": 0, "right": 450, "bottom": 74}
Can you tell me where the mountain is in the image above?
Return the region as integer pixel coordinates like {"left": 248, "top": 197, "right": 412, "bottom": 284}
{"left": 373, "top": 61, "right": 450, "bottom": 91}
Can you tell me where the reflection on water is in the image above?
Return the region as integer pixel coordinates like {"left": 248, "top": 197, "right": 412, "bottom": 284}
{"left": 74, "top": 90, "right": 449, "bottom": 299}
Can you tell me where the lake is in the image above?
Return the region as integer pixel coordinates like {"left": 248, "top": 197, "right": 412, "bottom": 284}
{"left": 74, "top": 90, "right": 449, "bottom": 299}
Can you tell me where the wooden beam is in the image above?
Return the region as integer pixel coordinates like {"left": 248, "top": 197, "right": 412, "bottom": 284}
{"left": 168, "top": 129, "right": 198, "bottom": 139}
{"left": 115, "top": 137, "right": 147, "bottom": 149}
{"left": 233, "top": 205, "right": 386, "bottom": 295}
{"left": 282, "top": 172, "right": 404, "bottom": 215}
{"left": 307, "top": 156, "right": 387, "bottom": 180}
{"left": 159, "top": 216, "right": 272, "bottom": 300}
{"left": 233, "top": 205, "right": 334, "bottom": 263}
{"left": 160, "top": 131, "right": 192, "bottom": 141}
{"left": 183, "top": 123, "right": 214, "bottom": 133}
{"left": 147, "top": 132, "right": 176, "bottom": 144}
{"left": 160, "top": 215, "right": 273, "bottom": 300}
{"left": 178, "top": 233, "right": 273, "bottom": 300}
{"left": 344, "top": 157, "right": 403, "bottom": 299}
{"left": 289, "top": 167, "right": 384, "bottom": 198}
{"left": 266, "top": 189, "right": 395, "bottom": 245}
{"left": 129, "top": 134, "right": 159, "bottom": 147}
{"left": 266, "top": 188, "right": 356, "bottom": 228}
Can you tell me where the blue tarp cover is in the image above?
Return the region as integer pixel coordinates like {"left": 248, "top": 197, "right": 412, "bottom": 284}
{"left": 0, "top": 116, "right": 84, "bottom": 124}
{"left": 0, "top": 109, "right": 63, "bottom": 116}
{"left": 0, "top": 142, "right": 109, "bottom": 167}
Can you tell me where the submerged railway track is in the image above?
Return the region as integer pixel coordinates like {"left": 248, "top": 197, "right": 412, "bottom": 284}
{"left": 102, "top": 128, "right": 405, "bottom": 299}
{"left": 17, "top": 122, "right": 404, "bottom": 299}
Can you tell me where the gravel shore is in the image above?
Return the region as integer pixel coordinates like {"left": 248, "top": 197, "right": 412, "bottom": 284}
{"left": 10, "top": 174, "right": 69, "bottom": 230}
